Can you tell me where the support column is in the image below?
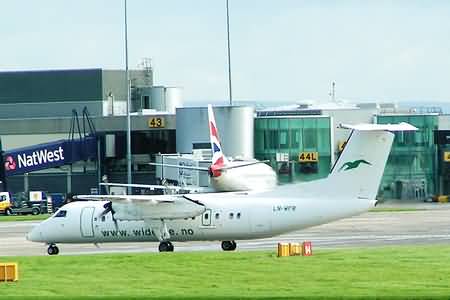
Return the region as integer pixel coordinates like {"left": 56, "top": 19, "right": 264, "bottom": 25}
{"left": 67, "top": 166, "right": 72, "bottom": 194}
{"left": 24, "top": 173, "right": 29, "bottom": 193}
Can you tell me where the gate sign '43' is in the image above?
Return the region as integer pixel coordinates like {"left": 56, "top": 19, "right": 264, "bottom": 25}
{"left": 148, "top": 117, "right": 165, "bottom": 128}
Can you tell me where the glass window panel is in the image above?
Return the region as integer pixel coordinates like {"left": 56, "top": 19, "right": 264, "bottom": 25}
{"left": 303, "top": 118, "right": 316, "bottom": 129}
{"left": 264, "top": 130, "right": 271, "bottom": 150}
{"left": 279, "top": 119, "right": 289, "bottom": 129}
{"left": 303, "top": 128, "right": 317, "bottom": 149}
{"left": 279, "top": 130, "right": 289, "bottom": 149}
{"left": 377, "top": 116, "right": 393, "bottom": 124}
{"left": 414, "top": 131, "right": 424, "bottom": 146}
{"left": 289, "top": 118, "right": 303, "bottom": 130}
{"left": 317, "top": 128, "right": 331, "bottom": 154}
{"left": 254, "top": 130, "right": 264, "bottom": 153}
{"left": 255, "top": 119, "right": 266, "bottom": 130}
{"left": 404, "top": 132, "right": 414, "bottom": 145}
{"left": 290, "top": 129, "right": 300, "bottom": 149}
{"left": 270, "top": 130, "right": 279, "bottom": 149}
{"left": 409, "top": 116, "right": 425, "bottom": 127}
{"left": 268, "top": 118, "right": 279, "bottom": 130}
{"left": 316, "top": 118, "right": 329, "bottom": 129}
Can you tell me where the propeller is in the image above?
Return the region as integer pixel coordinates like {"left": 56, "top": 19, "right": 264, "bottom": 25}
{"left": 99, "top": 201, "right": 118, "bottom": 230}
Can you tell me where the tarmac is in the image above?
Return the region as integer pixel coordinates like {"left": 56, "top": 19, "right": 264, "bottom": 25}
{"left": 1, "top": 201, "right": 450, "bottom": 256}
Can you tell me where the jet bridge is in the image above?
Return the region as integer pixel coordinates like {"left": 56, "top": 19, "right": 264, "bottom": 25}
{"left": 0, "top": 108, "right": 98, "bottom": 190}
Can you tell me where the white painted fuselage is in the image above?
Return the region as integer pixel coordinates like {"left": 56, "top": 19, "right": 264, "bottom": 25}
{"left": 211, "top": 161, "right": 277, "bottom": 192}
{"left": 27, "top": 123, "right": 418, "bottom": 250}
{"left": 27, "top": 193, "right": 374, "bottom": 244}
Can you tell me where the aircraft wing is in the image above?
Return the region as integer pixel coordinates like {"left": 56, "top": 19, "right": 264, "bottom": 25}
{"left": 73, "top": 194, "right": 206, "bottom": 220}
{"left": 339, "top": 122, "right": 418, "bottom": 131}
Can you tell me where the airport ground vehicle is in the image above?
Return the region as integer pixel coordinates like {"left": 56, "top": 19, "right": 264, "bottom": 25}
{"left": 0, "top": 191, "right": 48, "bottom": 216}
{"left": 10, "top": 200, "right": 45, "bottom": 215}
{"left": 0, "top": 192, "right": 12, "bottom": 215}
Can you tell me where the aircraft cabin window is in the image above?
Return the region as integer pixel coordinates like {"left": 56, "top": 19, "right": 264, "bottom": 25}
{"left": 204, "top": 213, "right": 209, "bottom": 220}
{"left": 237, "top": 212, "right": 241, "bottom": 219}
{"left": 215, "top": 213, "right": 220, "bottom": 219}
{"left": 54, "top": 210, "right": 67, "bottom": 218}
{"left": 229, "top": 213, "right": 234, "bottom": 219}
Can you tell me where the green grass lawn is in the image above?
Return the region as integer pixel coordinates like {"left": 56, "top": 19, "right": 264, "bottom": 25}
{"left": 1, "top": 245, "right": 450, "bottom": 299}
{"left": 0, "top": 214, "right": 50, "bottom": 222}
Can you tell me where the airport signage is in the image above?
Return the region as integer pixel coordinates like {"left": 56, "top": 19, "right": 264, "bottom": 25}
{"left": 4, "top": 141, "right": 68, "bottom": 176}
{"left": 148, "top": 117, "right": 165, "bottom": 128}
{"left": 444, "top": 152, "right": 450, "bottom": 162}
{"left": 298, "top": 152, "right": 319, "bottom": 163}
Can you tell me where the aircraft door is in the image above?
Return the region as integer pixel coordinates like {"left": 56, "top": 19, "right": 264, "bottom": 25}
{"left": 80, "top": 207, "right": 95, "bottom": 238}
{"left": 201, "top": 209, "right": 212, "bottom": 226}
{"left": 250, "top": 208, "right": 272, "bottom": 233}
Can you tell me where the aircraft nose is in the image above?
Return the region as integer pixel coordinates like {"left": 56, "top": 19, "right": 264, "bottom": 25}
{"left": 26, "top": 225, "right": 43, "bottom": 242}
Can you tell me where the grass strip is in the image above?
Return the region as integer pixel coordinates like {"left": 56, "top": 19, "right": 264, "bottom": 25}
{"left": 0, "top": 214, "right": 50, "bottom": 222}
{"left": 1, "top": 245, "right": 450, "bottom": 299}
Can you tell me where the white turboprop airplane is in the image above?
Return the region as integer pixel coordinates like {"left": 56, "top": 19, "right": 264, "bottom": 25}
{"left": 27, "top": 122, "right": 417, "bottom": 255}
{"left": 149, "top": 104, "right": 277, "bottom": 192}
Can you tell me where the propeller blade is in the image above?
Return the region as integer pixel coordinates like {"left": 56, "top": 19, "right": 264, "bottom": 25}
{"left": 98, "top": 201, "right": 112, "bottom": 218}
{"left": 98, "top": 201, "right": 118, "bottom": 230}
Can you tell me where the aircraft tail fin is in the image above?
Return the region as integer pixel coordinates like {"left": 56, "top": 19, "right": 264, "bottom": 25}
{"left": 208, "top": 105, "right": 229, "bottom": 167}
{"left": 324, "top": 122, "right": 417, "bottom": 200}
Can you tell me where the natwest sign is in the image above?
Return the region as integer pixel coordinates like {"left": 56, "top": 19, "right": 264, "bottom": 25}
{"left": 17, "top": 146, "right": 64, "bottom": 168}
{"left": 4, "top": 141, "right": 68, "bottom": 176}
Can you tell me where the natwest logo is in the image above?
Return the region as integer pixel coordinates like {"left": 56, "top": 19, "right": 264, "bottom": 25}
{"left": 17, "top": 146, "right": 65, "bottom": 168}
{"left": 4, "top": 156, "right": 17, "bottom": 171}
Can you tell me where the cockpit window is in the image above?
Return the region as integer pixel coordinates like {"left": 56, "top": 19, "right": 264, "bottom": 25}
{"left": 54, "top": 210, "right": 67, "bottom": 218}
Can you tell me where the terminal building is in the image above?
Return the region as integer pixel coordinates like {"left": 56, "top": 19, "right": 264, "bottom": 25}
{"left": 0, "top": 68, "right": 449, "bottom": 200}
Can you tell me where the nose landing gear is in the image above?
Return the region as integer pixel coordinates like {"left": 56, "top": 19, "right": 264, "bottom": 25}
{"left": 47, "top": 244, "right": 59, "bottom": 255}
{"left": 158, "top": 241, "right": 174, "bottom": 252}
{"left": 221, "top": 240, "right": 237, "bottom": 251}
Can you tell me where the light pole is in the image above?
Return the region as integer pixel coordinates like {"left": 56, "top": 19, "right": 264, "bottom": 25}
{"left": 226, "top": 0, "right": 233, "bottom": 106}
{"left": 124, "top": 0, "right": 132, "bottom": 194}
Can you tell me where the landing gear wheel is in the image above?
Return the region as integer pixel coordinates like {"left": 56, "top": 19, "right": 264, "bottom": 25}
{"left": 221, "top": 240, "right": 237, "bottom": 251}
{"left": 158, "top": 241, "right": 174, "bottom": 252}
{"left": 47, "top": 244, "right": 59, "bottom": 255}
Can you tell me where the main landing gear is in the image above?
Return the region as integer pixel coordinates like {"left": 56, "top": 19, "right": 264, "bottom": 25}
{"left": 47, "top": 244, "right": 59, "bottom": 255}
{"left": 157, "top": 241, "right": 237, "bottom": 252}
{"left": 158, "top": 241, "right": 174, "bottom": 252}
{"left": 221, "top": 240, "right": 237, "bottom": 251}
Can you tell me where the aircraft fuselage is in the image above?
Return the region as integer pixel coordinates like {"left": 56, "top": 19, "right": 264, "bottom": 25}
{"left": 28, "top": 194, "right": 374, "bottom": 245}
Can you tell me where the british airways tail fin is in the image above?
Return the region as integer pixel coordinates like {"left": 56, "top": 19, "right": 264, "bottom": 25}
{"left": 208, "top": 105, "right": 229, "bottom": 167}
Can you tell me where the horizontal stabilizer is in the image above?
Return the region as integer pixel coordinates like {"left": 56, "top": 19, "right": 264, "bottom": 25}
{"left": 149, "top": 162, "right": 209, "bottom": 172}
{"left": 338, "top": 122, "right": 418, "bottom": 132}
{"left": 217, "top": 160, "right": 270, "bottom": 171}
